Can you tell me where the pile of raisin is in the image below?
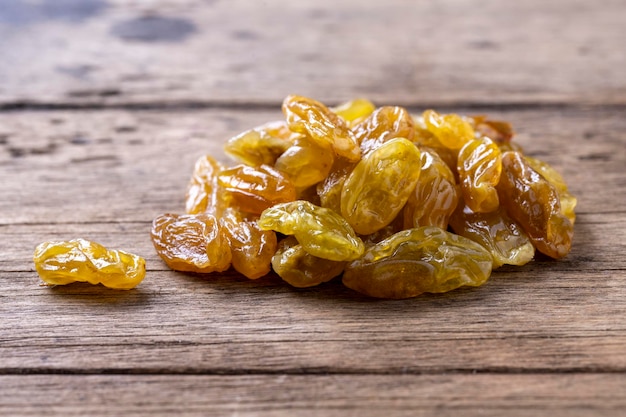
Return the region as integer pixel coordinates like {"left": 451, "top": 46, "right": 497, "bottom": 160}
{"left": 151, "top": 95, "right": 576, "bottom": 299}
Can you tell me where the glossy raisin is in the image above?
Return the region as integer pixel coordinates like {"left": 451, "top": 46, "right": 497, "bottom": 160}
{"left": 353, "top": 106, "right": 415, "bottom": 154}
{"left": 34, "top": 239, "right": 146, "bottom": 290}
{"left": 282, "top": 95, "right": 361, "bottom": 162}
{"left": 274, "top": 134, "right": 335, "bottom": 188}
{"left": 449, "top": 202, "right": 535, "bottom": 268}
{"left": 217, "top": 164, "right": 296, "bottom": 214}
{"left": 271, "top": 236, "right": 346, "bottom": 288}
{"left": 341, "top": 138, "right": 421, "bottom": 235}
{"left": 457, "top": 137, "right": 502, "bottom": 213}
{"left": 496, "top": 151, "right": 573, "bottom": 258}
{"left": 220, "top": 208, "right": 277, "bottom": 279}
{"left": 185, "top": 155, "right": 224, "bottom": 215}
{"left": 342, "top": 227, "right": 493, "bottom": 299}
{"left": 403, "top": 148, "right": 459, "bottom": 229}
{"left": 258, "top": 200, "right": 364, "bottom": 261}
{"left": 151, "top": 213, "right": 231, "bottom": 273}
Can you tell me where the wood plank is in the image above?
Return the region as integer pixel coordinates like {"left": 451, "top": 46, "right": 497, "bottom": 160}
{"left": 1, "top": 0, "right": 625, "bottom": 106}
{"left": 1, "top": 211, "right": 625, "bottom": 272}
{"left": 1, "top": 107, "right": 624, "bottom": 224}
{"left": 1, "top": 258, "right": 624, "bottom": 373}
{"left": 1, "top": 374, "right": 624, "bottom": 417}
{"left": 1, "top": 105, "right": 624, "bottom": 375}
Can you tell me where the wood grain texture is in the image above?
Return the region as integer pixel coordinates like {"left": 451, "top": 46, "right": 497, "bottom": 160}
{"left": 1, "top": 107, "right": 624, "bottom": 225}
{"left": 1, "top": 374, "right": 625, "bottom": 417}
{"left": 1, "top": 1, "right": 625, "bottom": 415}
{"left": 1, "top": 0, "right": 625, "bottom": 107}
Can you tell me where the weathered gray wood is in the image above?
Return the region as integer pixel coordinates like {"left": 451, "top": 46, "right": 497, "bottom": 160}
{"left": 0, "top": 374, "right": 624, "bottom": 417}
{"left": 1, "top": 0, "right": 625, "bottom": 107}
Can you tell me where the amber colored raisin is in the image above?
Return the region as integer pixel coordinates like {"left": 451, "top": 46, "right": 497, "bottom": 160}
{"left": 282, "top": 95, "right": 361, "bottom": 162}
{"left": 258, "top": 200, "right": 364, "bottom": 261}
{"left": 471, "top": 115, "right": 515, "bottom": 144}
{"left": 185, "top": 155, "right": 224, "bottom": 215}
{"left": 403, "top": 148, "right": 459, "bottom": 229}
{"left": 33, "top": 239, "right": 146, "bottom": 290}
{"left": 274, "top": 134, "right": 335, "bottom": 188}
{"left": 271, "top": 236, "right": 346, "bottom": 288}
{"left": 457, "top": 137, "right": 502, "bottom": 213}
{"left": 151, "top": 213, "right": 231, "bottom": 273}
{"left": 217, "top": 164, "right": 296, "bottom": 215}
{"left": 341, "top": 138, "right": 421, "bottom": 235}
{"left": 342, "top": 227, "right": 493, "bottom": 299}
{"left": 224, "top": 125, "right": 291, "bottom": 167}
{"left": 220, "top": 208, "right": 277, "bottom": 279}
{"left": 525, "top": 156, "right": 577, "bottom": 224}
{"left": 496, "top": 151, "right": 574, "bottom": 259}
{"left": 316, "top": 157, "right": 355, "bottom": 214}
{"left": 422, "top": 110, "right": 475, "bottom": 150}
{"left": 353, "top": 106, "right": 415, "bottom": 154}
{"left": 449, "top": 202, "right": 535, "bottom": 268}
{"left": 331, "top": 98, "right": 376, "bottom": 125}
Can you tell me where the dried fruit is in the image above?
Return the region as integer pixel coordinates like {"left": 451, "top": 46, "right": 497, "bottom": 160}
{"left": 151, "top": 213, "right": 231, "bottom": 273}
{"left": 259, "top": 200, "right": 364, "bottom": 261}
{"left": 217, "top": 164, "right": 296, "bottom": 214}
{"left": 274, "top": 134, "right": 335, "bottom": 188}
{"left": 283, "top": 95, "right": 361, "bottom": 161}
{"left": 342, "top": 227, "right": 493, "bottom": 299}
{"left": 403, "top": 148, "right": 459, "bottom": 229}
{"left": 341, "top": 138, "right": 421, "bottom": 235}
{"left": 497, "top": 151, "right": 574, "bottom": 259}
{"left": 449, "top": 203, "right": 535, "bottom": 268}
{"left": 220, "top": 208, "right": 277, "bottom": 279}
{"left": 457, "top": 137, "right": 502, "bottom": 213}
{"left": 148, "top": 95, "right": 576, "bottom": 299}
{"left": 33, "top": 239, "right": 145, "bottom": 290}
{"left": 353, "top": 106, "right": 415, "bottom": 154}
{"left": 271, "top": 236, "right": 346, "bottom": 288}
{"left": 185, "top": 155, "right": 225, "bottom": 215}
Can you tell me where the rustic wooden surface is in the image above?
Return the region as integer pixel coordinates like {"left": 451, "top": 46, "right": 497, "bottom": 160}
{"left": 1, "top": 0, "right": 625, "bottom": 416}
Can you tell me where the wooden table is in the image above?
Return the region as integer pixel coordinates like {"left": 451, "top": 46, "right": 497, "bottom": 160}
{"left": 1, "top": 1, "right": 625, "bottom": 415}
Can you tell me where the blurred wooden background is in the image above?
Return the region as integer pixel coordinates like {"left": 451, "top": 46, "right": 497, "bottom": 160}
{"left": 1, "top": 1, "right": 625, "bottom": 415}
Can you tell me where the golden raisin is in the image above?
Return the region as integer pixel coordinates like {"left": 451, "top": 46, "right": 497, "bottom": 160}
{"left": 34, "top": 239, "right": 146, "bottom": 290}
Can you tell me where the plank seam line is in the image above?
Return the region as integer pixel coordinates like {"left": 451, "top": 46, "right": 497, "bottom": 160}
{"left": 1, "top": 100, "right": 625, "bottom": 113}
{"left": 1, "top": 368, "right": 625, "bottom": 377}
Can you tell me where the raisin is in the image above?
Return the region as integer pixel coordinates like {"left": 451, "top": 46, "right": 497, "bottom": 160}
{"left": 185, "top": 155, "right": 230, "bottom": 216}
{"left": 224, "top": 124, "right": 291, "bottom": 167}
{"left": 282, "top": 95, "right": 361, "bottom": 162}
{"left": 353, "top": 106, "right": 415, "bottom": 154}
{"left": 33, "top": 239, "right": 146, "bottom": 290}
{"left": 342, "top": 227, "right": 493, "bottom": 299}
{"left": 449, "top": 202, "right": 535, "bottom": 268}
{"left": 496, "top": 151, "right": 574, "bottom": 259}
{"left": 422, "top": 109, "right": 475, "bottom": 150}
{"left": 274, "top": 134, "right": 335, "bottom": 188}
{"left": 403, "top": 148, "right": 459, "bottom": 229}
{"left": 331, "top": 98, "right": 376, "bottom": 125}
{"left": 217, "top": 164, "right": 296, "bottom": 215}
{"left": 271, "top": 236, "right": 346, "bottom": 288}
{"left": 341, "top": 138, "right": 422, "bottom": 235}
{"left": 525, "top": 156, "right": 577, "bottom": 224}
{"left": 316, "top": 157, "right": 355, "bottom": 214}
{"left": 258, "top": 200, "right": 364, "bottom": 261}
{"left": 220, "top": 208, "right": 277, "bottom": 279}
{"left": 457, "top": 137, "right": 502, "bottom": 213}
{"left": 151, "top": 213, "right": 231, "bottom": 273}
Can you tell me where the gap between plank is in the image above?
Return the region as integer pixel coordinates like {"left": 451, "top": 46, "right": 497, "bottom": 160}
{"left": 1, "top": 100, "right": 625, "bottom": 113}
{"left": 1, "top": 366, "right": 625, "bottom": 377}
